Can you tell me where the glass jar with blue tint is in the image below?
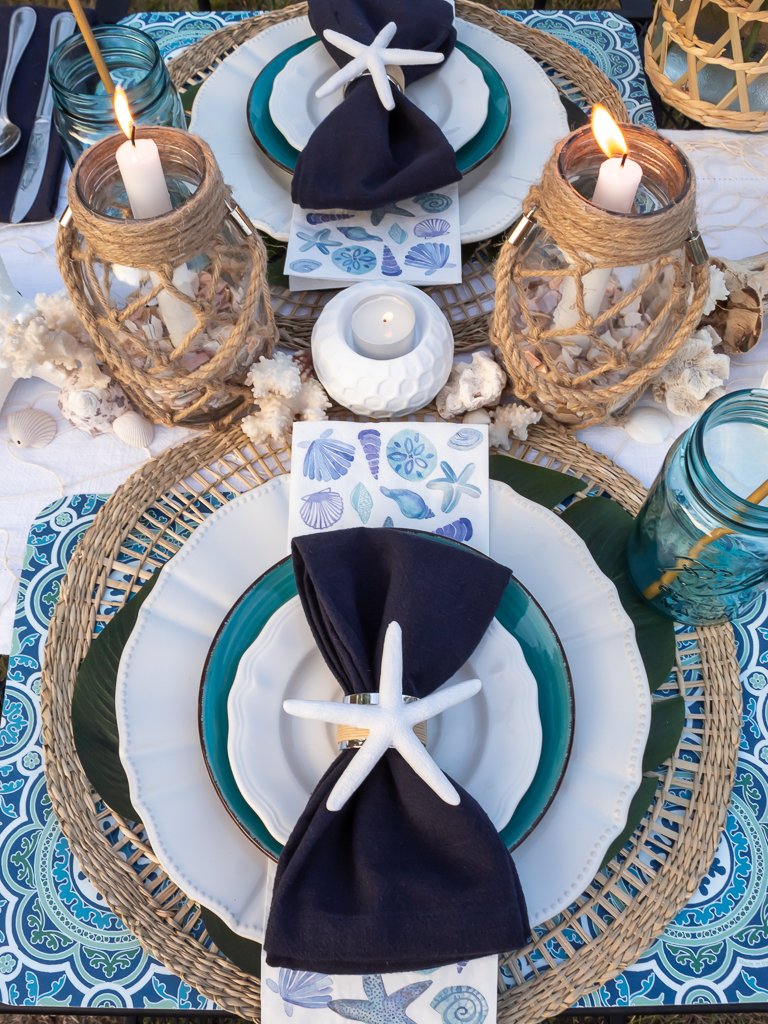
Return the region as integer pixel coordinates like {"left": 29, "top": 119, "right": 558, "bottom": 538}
{"left": 50, "top": 25, "right": 185, "bottom": 167}
{"left": 628, "top": 389, "right": 768, "bottom": 625}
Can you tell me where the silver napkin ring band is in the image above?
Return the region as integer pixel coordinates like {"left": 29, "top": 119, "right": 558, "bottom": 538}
{"left": 342, "top": 64, "right": 406, "bottom": 99}
{"left": 337, "top": 692, "right": 426, "bottom": 749}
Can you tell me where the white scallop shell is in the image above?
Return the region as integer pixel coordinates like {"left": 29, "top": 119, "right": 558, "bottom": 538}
{"left": 112, "top": 411, "right": 155, "bottom": 448}
{"left": 7, "top": 409, "right": 56, "bottom": 449}
{"left": 624, "top": 406, "right": 672, "bottom": 445}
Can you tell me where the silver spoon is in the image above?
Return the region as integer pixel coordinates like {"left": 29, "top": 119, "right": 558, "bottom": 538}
{"left": 0, "top": 7, "right": 37, "bottom": 159}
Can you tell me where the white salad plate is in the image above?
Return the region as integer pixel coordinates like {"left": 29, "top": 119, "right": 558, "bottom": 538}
{"left": 227, "top": 597, "right": 542, "bottom": 844}
{"left": 117, "top": 472, "right": 649, "bottom": 941}
{"left": 188, "top": 16, "right": 569, "bottom": 243}
{"left": 269, "top": 40, "right": 489, "bottom": 152}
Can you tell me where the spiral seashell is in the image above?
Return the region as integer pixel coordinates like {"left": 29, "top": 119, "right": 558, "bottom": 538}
{"left": 112, "top": 411, "right": 155, "bottom": 448}
{"left": 430, "top": 986, "right": 489, "bottom": 1024}
{"left": 57, "top": 372, "right": 130, "bottom": 437}
{"left": 7, "top": 409, "right": 56, "bottom": 449}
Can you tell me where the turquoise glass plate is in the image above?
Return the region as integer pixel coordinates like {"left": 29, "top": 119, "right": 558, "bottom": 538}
{"left": 246, "top": 39, "right": 511, "bottom": 177}
{"left": 200, "top": 544, "right": 573, "bottom": 862}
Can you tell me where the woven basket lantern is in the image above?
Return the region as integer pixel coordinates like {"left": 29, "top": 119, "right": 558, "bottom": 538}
{"left": 491, "top": 124, "right": 710, "bottom": 428}
{"left": 645, "top": 0, "right": 768, "bottom": 131}
{"left": 57, "top": 128, "right": 277, "bottom": 429}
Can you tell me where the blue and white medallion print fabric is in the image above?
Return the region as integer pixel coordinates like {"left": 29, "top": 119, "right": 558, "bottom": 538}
{"left": 288, "top": 421, "right": 490, "bottom": 554}
{"left": 261, "top": 953, "right": 498, "bottom": 1024}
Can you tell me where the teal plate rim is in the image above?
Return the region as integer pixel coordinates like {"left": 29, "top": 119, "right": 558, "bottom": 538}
{"left": 246, "top": 38, "right": 511, "bottom": 178}
{"left": 199, "top": 534, "right": 574, "bottom": 862}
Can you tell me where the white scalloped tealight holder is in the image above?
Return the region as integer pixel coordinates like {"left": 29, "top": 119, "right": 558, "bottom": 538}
{"left": 311, "top": 281, "right": 454, "bottom": 418}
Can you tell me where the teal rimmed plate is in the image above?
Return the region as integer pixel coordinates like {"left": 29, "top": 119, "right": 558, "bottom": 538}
{"left": 246, "top": 39, "right": 511, "bottom": 177}
{"left": 199, "top": 541, "right": 573, "bottom": 862}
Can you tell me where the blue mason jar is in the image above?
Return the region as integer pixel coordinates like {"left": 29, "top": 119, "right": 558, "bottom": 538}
{"left": 50, "top": 25, "right": 185, "bottom": 167}
{"left": 628, "top": 389, "right": 768, "bottom": 625}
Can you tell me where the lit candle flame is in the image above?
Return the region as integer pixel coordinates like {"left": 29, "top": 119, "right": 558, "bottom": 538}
{"left": 591, "top": 104, "right": 628, "bottom": 160}
{"left": 382, "top": 312, "right": 393, "bottom": 323}
{"left": 114, "top": 85, "right": 133, "bottom": 141}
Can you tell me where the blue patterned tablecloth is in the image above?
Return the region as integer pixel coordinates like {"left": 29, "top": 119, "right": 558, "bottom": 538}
{"left": 0, "top": 490, "right": 761, "bottom": 1010}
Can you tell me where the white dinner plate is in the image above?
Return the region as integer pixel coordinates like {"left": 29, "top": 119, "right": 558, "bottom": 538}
{"left": 188, "top": 17, "right": 569, "bottom": 243}
{"left": 117, "top": 472, "right": 649, "bottom": 941}
{"left": 228, "top": 597, "right": 542, "bottom": 844}
{"left": 269, "top": 41, "right": 489, "bottom": 152}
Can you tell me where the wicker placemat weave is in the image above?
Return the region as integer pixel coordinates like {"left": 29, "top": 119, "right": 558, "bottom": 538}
{"left": 165, "top": 0, "right": 629, "bottom": 353}
{"left": 40, "top": 421, "right": 740, "bottom": 1021}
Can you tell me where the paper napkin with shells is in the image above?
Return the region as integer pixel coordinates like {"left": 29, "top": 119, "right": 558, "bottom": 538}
{"left": 285, "top": 185, "right": 461, "bottom": 290}
{"left": 288, "top": 420, "right": 490, "bottom": 553}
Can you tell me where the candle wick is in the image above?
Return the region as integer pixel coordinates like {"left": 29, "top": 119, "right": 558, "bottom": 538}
{"left": 130, "top": 123, "right": 136, "bottom": 148}
{"left": 620, "top": 152, "right": 627, "bottom": 168}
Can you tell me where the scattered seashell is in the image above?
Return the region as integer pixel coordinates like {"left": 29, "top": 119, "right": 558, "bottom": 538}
{"left": 413, "top": 192, "right": 452, "bottom": 213}
{"left": 431, "top": 985, "right": 488, "bottom": 1024}
{"left": 265, "top": 969, "right": 333, "bottom": 1015}
{"left": 112, "top": 410, "right": 155, "bottom": 448}
{"left": 436, "top": 353, "right": 506, "bottom": 419}
{"left": 380, "top": 486, "right": 435, "bottom": 519}
{"left": 434, "top": 518, "right": 473, "bottom": 542}
{"left": 414, "top": 218, "right": 450, "bottom": 239}
{"left": 300, "top": 488, "right": 344, "bottom": 530}
{"left": 298, "top": 427, "right": 355, "bottom": 481}
{"left": 7, "top": 408, "right": 56, "bottom": 449}
{"left": 358, "top": 428, "right": 381, "bottom": 478}
{"left": 338, "top": 226, "right": 382, "bottom": 242}
{"left": 388, "top": 223, "right": 408, "bottom": 245}
{"left": 624, "top": 406, "right": 672, "bottom": 445}
{"left": 381, "top": 245, "right": 402, "bottom": 277}
{"left": 448, "top": 427, "right": 483, "bottom": 450}
{"left": 462, "top": 409, "right": 491, "bottom": 425}
{"left": 289, "top": 260, "right": 322, "bottom": 274}
{"left": 386, "top": 428, "right": 437, "bottom": 481}
{"left": 383, "top": 516, "right": 395, "bottom": 527}
{"left": 57, "top": 372, "right": 130, "bottom": 437}
{"left": 350, "top": 481, "right": 373, "bottom": 524}
{"left": 305, "top": 213, "right": 353, "bottom": 224}
{"left": 404, "top": 242, "right": 456, "bottom": 277}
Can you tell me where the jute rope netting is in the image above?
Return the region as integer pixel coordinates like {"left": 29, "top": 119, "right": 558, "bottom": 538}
{"left": 166, "top": 0, "right": 630, "bottom": 353}
{"left": 41, "top": 421, "right": 741, "bottom": 1021}
{"left": 645, "top": 0, "right": 768, "bottom": 132}
{"left": 57, "top": 129, "right": 277, "bottom": 429}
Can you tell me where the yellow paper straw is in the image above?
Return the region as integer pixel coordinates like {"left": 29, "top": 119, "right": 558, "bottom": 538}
{"left": 67, "top": 0, "right": 115, "bottom": 96}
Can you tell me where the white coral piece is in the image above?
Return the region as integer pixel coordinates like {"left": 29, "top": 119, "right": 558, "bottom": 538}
{"left": 241, "top": 354, "right": 331, "bottom": 445}
{"left": 652, "top": 326, "right": 730, "bottom": 417}
{"left": 489, "top": 403, "right": 542, "bottom": 448}
{"left": 436, "top": 352, "right": 507, "bottom": 420}
{"left": 701, "top": 265, "right": 730, "bottom": 316}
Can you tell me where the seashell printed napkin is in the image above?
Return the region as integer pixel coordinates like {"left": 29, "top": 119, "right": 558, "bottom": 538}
{"left": 288, "top": 420, "right": 490, "bottom": 554}
{"left": 285, "top": 184, "right": 461, "bottom": 290}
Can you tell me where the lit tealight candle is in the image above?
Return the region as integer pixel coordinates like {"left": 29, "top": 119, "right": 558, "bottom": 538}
{"left": 351, "top": 295, "right": 416, "bottom": 360}
{"left": 113, "top": 86, "right": 198, "bottom": 347}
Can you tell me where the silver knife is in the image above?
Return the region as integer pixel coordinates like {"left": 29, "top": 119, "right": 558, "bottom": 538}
{"left": 10, "top": 11, "right": 76, "bottom": 224}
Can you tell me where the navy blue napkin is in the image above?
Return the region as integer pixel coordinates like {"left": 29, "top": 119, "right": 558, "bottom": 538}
{"left": 265, "top": 528, "right": 530, "bottom": 974}
{"left": 291, "top": 0, "right": 461, "bottom": 212}
{"left": 0, "top": 7, "right": 95, "bottom": 224}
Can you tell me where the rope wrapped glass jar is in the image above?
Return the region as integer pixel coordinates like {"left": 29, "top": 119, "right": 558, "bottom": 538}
{"left": 491, "top": 125, "right": 710, "bottom": 428}
{"left": 57, "top": 128, "right": 277, "bottom": 428}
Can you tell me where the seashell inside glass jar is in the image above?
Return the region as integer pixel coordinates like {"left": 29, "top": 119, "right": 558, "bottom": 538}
{"left": 56, "top": 127, "right": 277, "bottom": 428}
{"left": 491, "top": 125, "right": 711, "bottom": 428}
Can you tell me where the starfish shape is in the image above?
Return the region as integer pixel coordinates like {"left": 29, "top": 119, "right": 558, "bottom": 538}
{"left": 370, "top": 202, "right": 415, "bottom": 226}
{"left": 297, "top": 228, "right": 342, "bottom": 254}
{"left": 427, "top": 461, "right": 482, "bottom": 514}
{"left": 316, "top": 22, "right": 444, "bottom": 111}
{"left": 329, "top": 974, "right": 432, "bottom": 1024}
{"left": 283, "top": 621, "right": 480, "bottom": 811}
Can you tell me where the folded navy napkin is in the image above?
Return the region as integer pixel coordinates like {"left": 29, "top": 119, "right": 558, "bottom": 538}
{"left": 265, "top": 528, "right": 530, "bottom": 974}
{"left": 0, "top": 8, "right": 82, "bottom": 223}
{"left": 291, "top": 0, "right": 461, "bottom": 211}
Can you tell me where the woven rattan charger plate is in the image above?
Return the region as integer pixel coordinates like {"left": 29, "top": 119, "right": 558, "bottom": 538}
{"left": 166, "top": 0, "right": 630, "bottom": 353}
{"left": 41, "top": 421, "right": 741, "bottom": 1021}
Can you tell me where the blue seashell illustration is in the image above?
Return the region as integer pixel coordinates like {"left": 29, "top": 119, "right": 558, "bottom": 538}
{"left": 338, "top": 226, "right": 383, "bottom": 241}
{"left": 380, "top": 486, "right": 435, "bottom": 519}
{"left": 434, "top": 518, "right": 473, "bottom": 542}
{"left": 381, "top": 245, "right": 402, "bottom": 277}
{"left": 266, "top": 969, "right": 333, "bottom": 1016}
{"left": 299, "top": 427, "right": 355, "bottom": 481}
{"left": 386, "top": 428, "right": 437, "bottom": 481}
{"left": 297, "top": 228, "right": 342, "bottom": 254}
{"left": 289, "top": 259, "right": 322, "bottom": 273}
{"left": 332, "top": 245, "right": 377, "bottom": 275}
{"left": 430, "top": 986, "right": 488, "bottom": 1024}
{"left": 389, "top": 223, "right": 408, "bottom": 244}
{"left": 358, "top": 428, "right": 381, "bottom": 478}
{"left": 456, "top": 962, "right": 467, "bottom": 974}
{"left": 300, "top": 488, "right": 344, "bottom": 530}
{"left": 427, "top": 461, "right": 481, "bottom": 514}
{"left": 371, "top": 202, "right": 415, "bottom": 226}
{"left": 383, "top": 516, "right": 394, "bottom": 527}
{"left": 413, "top": 192, "right": 453, "bottom": 213}
{"left": 306, "top": 212, "right": 353, "bottom": 224}
{"left": 351, "top": 481, "right": 373, "bottom": 524}
{"left": 404, "top": 243, "right": 456, "bottom": 277}
{"left": 414, "top": 217, "right": 450, "bottom": 239}
{"left": 448, "top": 427, "right": 483, "bottom": 451}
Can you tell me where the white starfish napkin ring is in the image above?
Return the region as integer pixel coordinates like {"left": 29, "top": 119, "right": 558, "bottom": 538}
{"left": 283, "top": 620, "right": 481, "bottom": 812}
{"left": 314, "top": 22, "right": 444, "bottom": 112}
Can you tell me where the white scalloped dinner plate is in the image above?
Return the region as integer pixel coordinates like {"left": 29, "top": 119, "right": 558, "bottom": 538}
{"left": 116, "top": 474, "right": 649, "bottom": 941}
{"left": 188, "top": 17, "right": 568, "bottom": 243}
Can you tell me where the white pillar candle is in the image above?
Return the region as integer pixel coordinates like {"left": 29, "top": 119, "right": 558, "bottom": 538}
{"left": 592, "top": 155, "right": 643, "bottom": 215}
{"left": 113, "top": 87, "right": 199, "bottom": 348}
{"left": 351, "top": 295, "right": 416, "bottom": 360}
